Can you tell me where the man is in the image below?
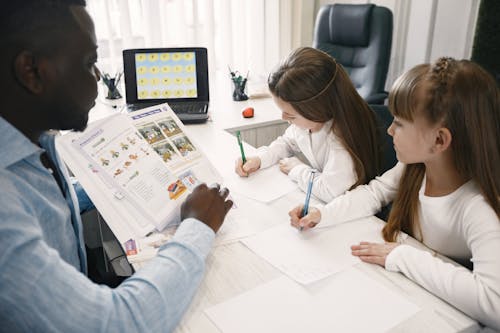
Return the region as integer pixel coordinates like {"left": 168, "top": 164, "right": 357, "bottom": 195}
{"left": 0, "top": 1, "right": 232, "bottom": 332}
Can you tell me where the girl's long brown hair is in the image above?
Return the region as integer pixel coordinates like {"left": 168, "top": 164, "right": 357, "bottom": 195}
{"left": 383, "top": 58, "right": 500, "bottom": 242}
{"left": 268, "top": 47, "right": 380, "bottom": 188}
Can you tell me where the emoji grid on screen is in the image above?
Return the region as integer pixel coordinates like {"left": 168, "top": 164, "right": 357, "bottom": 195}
{"left": 135, "top": 52, "right": 198, "bottom": 100}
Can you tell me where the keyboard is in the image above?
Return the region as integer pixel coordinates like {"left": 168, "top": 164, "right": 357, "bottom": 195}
{"left": 126, "top": 102, "right": 209, "bottom": 124}
{"left": 169, "top": 102, "right": 208, "bottom": 114}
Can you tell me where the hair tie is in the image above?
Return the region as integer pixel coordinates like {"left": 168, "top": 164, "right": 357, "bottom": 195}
{"left": 432, "top": 57, "right": 454, "bottom": 88}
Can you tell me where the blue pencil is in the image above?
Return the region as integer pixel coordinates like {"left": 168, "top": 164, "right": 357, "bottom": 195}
{"left": 300, "top": 169, "right": 316, "bottom": 231}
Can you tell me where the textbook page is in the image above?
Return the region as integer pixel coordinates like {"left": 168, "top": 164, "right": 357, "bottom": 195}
{"left": 223, "top": 164, "right": 297, "bottom": 203}
{"left": 205, "top": 267, "right": 420, "bottom": 333}
{"left": 58, "top": 118, "right": 155, "bottom": 241}
{"left": 57, "top": 103, "right": 221, "bottom": 243}
{"left": 241, "top": 218, "right": 384, "bottom": 285}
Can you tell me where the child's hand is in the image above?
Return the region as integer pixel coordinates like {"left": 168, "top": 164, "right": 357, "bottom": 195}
{"left": 289, "top": 205, "right": 321, "bottom": 231}
{"left": 235, "top": 157, "right": 261, "bottom": 177}
{"left": 279, "top": 157, "right": 303, "bottom": 174}
{"left": 350, "top": 242, "right": 399, "bottom": 267}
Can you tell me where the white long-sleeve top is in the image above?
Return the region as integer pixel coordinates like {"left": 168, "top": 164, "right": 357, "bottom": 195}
{"left": 256, "top": 121, "right": 356, "bottom": 202}
{"left": 316, "top": 163, "right": 500, "bottom": 330}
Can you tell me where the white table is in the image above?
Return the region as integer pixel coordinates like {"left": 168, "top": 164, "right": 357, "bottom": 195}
{"left": 172, "top": 122, "right": 479, "bottom": 333}
{"left": 87, "top": 81, "right": 480, "bottom": 333}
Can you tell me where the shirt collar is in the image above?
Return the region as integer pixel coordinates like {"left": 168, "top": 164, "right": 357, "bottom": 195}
{"left": 309, "top": 119, "right": 334, "bottom": 137}
{"left": 297, "top": 119, "right": 334, "bottom": 136}
{"left": 320, "top": 119, "right": 334, "bottom": 134}
{"left": 0, "top": 116, "right": 43, "bottom": 169}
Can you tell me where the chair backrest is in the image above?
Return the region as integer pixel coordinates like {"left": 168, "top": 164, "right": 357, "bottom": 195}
{"left": 370, "top": 104, "right": 397, "bottom": 221}
{"left": 369, "top": 104, "right": 397, "bottom": 174}
{"left": 313, "top": 4, "right": 393, "bottom": 104}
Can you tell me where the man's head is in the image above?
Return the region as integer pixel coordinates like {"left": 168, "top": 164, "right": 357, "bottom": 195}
{"left": 0, "top": 0, "right": 99, "bottom": 138}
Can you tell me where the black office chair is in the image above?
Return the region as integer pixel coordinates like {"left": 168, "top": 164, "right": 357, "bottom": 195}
{"left": 313, "top": 4, "right": 393, "bottom": 105}
{"left": 370, "top": 104, "right": 397, "bottom": 221}
{"left": 370, "top": 104, "right": 397, "bottom": 174}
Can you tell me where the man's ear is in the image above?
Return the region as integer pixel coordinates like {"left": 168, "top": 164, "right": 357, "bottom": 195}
{"left": 13, "top": 51, "right": 44, "bottom": 95}
{"left": 433, "top": 127, "right": 452, "bottom": 153}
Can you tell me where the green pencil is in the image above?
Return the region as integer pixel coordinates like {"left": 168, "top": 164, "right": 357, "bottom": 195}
{"left": 236, "top": 130, "right": 247, "bottom": 164}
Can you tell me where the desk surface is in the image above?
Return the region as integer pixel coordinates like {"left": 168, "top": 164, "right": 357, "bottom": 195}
{"left": 173, "top": 124, "right": 479, "bottom": 333}
{"left": 87, "top": 80, "right": 479, "bottom": 333}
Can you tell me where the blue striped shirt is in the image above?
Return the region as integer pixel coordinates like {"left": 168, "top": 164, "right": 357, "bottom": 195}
{"left": 0, "top": 116, "right": 215, "bottom": 332}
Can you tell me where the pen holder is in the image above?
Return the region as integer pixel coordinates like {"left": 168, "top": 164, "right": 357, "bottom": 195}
{"left": 232, "top": 80, "right": 248, "bottom": 101}
{"left": 102, "top": 72, "right": 123, "bottom": 100}
{"left": 229, "top": 67, "right": 249, "bottom": 101}
{"left": 104, "top": 79, "right": 122, "bottom": 99}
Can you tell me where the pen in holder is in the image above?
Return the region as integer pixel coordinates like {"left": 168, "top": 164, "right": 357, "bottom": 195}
{"left": 229, "top": 66, "right": 249, "bottom": 101}
{"left": 102, "top": 71, "right": 122, "bottom": 100}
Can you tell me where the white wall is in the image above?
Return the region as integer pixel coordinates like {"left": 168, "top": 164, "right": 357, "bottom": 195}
{"left": 309, "top": 0, "right": 480, "bottom": 89}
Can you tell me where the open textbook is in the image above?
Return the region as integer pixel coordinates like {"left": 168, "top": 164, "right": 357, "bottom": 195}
{"left": 57, "top": 103, "right": 221, "bottom": 243}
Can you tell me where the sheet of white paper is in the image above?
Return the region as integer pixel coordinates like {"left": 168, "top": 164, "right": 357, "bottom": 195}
{"left": 214, "top": 215, "right": 257, "bottom": 246}
{"left": 213, "top": 191, "right": 284, "bottom": 246}
{"left": 242, "top": 219, "right": 384, "bottom": 284}
{"left": 205, "top": 268, "right": 420, "bottom": 333}
{"left": 183, "top": 127, "right": 296, "bottom": 203}
{"left": 224, "top": 165, "right": 297, "bottom": 203}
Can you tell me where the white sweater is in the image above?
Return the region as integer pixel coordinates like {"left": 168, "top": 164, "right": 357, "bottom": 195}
{"left": 256, "top": 121, "right": 356, "bottom": 202}
{"left": 317, "top": 163, "right": 500, "bottom": 330}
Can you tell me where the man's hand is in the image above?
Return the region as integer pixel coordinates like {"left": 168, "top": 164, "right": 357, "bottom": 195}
{"left": 235, "top": 157, "right": 261, "bottom": 177}
{"left": 180, "top": 183, "right": 233, "bottom": 233}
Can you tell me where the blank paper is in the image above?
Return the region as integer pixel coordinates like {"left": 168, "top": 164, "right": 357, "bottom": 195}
{"left": 224, "top": 165, "right": 297, "bottom": 203}
{"left": 205, "top": 268, "right": 420, "bottom": 333}
{"left": 242, "top": 219, "right": 384, "bottom": 284}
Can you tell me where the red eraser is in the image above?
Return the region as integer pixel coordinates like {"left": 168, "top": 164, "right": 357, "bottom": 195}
{"left": 242, "top": 107, "right": 254, "bottom": 118}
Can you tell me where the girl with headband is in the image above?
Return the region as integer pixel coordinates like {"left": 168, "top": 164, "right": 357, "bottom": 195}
{"left": 235, "top": 47, "right": 381, "bottom": 203}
